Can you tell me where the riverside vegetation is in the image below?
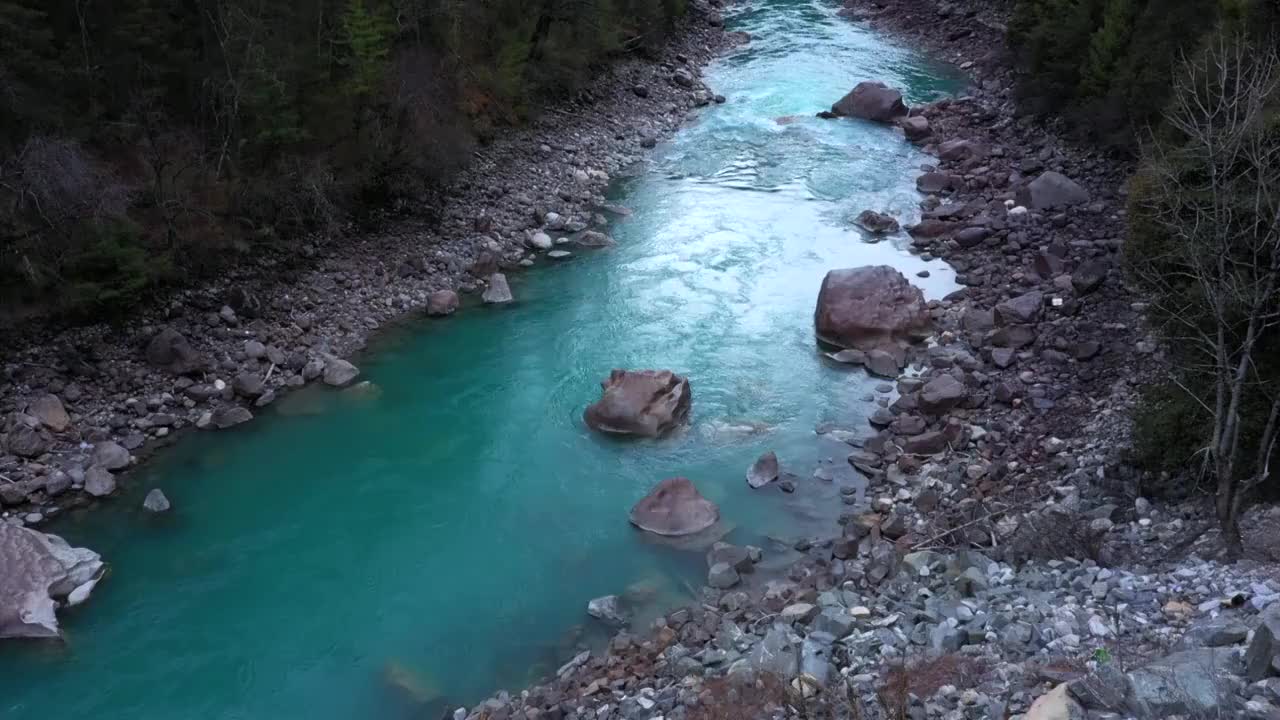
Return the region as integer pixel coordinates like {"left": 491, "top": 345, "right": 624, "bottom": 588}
{"left": 0, "top": 0, "right": 688, "bottom": 320}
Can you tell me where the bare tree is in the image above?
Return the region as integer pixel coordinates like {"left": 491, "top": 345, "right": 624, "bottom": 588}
{"left": 1130, "top": 31, "right": 1280, "bottom": 558}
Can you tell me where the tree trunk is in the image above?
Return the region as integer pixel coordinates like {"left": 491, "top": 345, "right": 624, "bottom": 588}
{"left": 1220, "top": 497, "right": 1244, "bottom": 560}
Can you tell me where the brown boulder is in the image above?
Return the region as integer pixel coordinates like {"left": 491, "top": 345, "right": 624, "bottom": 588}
{"left": 629, "top": 477, "right": 719, "bottom": 536}
{"left": 899, "top": 115, "right": 931, "bottom": 141}
{"left": 832, "top": 81, "right": 909, "bottom": 123}
{"left": 28, "top": 394, "right": 70, "bottom": 432}
{"left": 584, "top": 369, "right": 691, "bottom": 438}
{"left": 814, "top": 266, "right": 931, "bottom": 351}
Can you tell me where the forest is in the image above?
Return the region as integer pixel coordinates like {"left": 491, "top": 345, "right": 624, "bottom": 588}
{"left": 1008, "top": 0, "right": 1278, "bottom": 148}
{"left": 0, "top": 0, "right": 686, "bottom": 321}
{"left": 1011, "top": 0, "right": 1280, "bottom": 539}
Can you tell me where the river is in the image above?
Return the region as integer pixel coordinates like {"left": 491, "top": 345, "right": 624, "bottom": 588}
{"left": 0, "top": 1, "right": 958, "bottom": 717}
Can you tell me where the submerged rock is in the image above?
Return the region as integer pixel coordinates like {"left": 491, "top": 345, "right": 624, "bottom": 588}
{"left": 586, "top": 595, "right": 627, "bottom": 626}
{"left": 0, "top": 522, "right": 105, "bottom": 639}
{"left": 747, "top": 451, "right": 780, "bottom": 489}
{"left": 629, "top": 477, "right": 719, "bottom": 536}
{"left": 708, "top": 562, "right": 740, "bottom": 589}
{"left": 384, "top": 660, "right": 442, "bottom": 706}
{"left": 814, "top": 266, "right": 931, "bottom": 352}
{"left": 321, "top": 354, "right": 360, "bottom": 387}
{"left": 831, "top": 81, "right": 908, "bottom": 123}
{"left": 575, "top": 230, "right": 615, "bottom": 248}
{"left": 143, "top": 489, "right": 171, "bottom": 513}
{"left": 584, "top": 369, "right": 691, "bottom": 438}
{"left": 482, "top": 273, "right": 513, "bottom": 304}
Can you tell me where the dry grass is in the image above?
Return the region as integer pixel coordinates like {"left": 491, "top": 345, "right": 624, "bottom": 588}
{"left": 878, "top": 654, "right": 988, "bottom": 720}
{"left": 689, "top": 672, "right": 869, "bottom": 720}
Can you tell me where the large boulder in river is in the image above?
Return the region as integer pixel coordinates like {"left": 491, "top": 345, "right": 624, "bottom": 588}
{"left": 747, "top": 451, "right": 780, "bottom": 489}
{"left": 831, "top": 81, "right": 909, "bottom": 123}
{"left": 1, "top": 522, "right": 105, "bottom": 639}
{"left": 584, "top": 369, "right": 691, "bottom": 437}
{"left": 630, "top": 477, "right": 719, "bottom": 536}
{"left": 1017, "top": 171, "right": 1090, "bottom": 210}
{"left": 814, "top": 266, "right": 931, "bottom": 351}
{"left": 855, "top": 210, "right": 900, "bottom": 235}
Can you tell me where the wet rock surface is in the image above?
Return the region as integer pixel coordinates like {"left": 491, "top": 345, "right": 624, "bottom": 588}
{"left": 814, "top": 265, "right": 932, "bottom": 352}
{"left": 584, "top": 369, "right": 692, "bottom": 438}
{"left": 0, "top": 521, "right": 105, "bottom": 639}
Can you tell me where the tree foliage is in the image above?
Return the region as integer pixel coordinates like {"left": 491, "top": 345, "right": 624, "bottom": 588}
{"left": 1126, "top": 29, "right": 1280, "bottom": 555}
{"left": 0, "top": 0, "right": 685, "bottom": 321}
{"left": 1006, "top": 0, "right": 1278, "bottom": 147}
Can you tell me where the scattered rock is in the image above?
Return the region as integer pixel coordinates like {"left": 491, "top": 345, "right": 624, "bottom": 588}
{"left": 427, "top": 290, "right": 459, "bottom": 316}
{"left": 91, "top": 441, "right": 131, "bottom": 470}
{"left": 321, "top": 355, "right": 360, "bottom": 387}
{"left": 27, "top": 394, "right": 70, "bottom": 432}
{"left": 142, "top": 489, "right": 171, "bottom": 513}
{"left": 1247, "top": 605, "right": 1280, "bottom": 681}
{"left": 1017, "top": 171, "right": 1090, "bottom": 209}
{"left": 482, "top": 273, "right": 513, "bottom": 304}
{"left": 84, "top": 465, "right": 116, "bottom": 497}
{"left": 4, "top": 426, "right": 50, "bottom": 459}
{"left": 145, "top": 327, "right": 204, "bottom": 375}
{"left": 708, "top": 562, "right": 740, "bottom": 589}
{"left": 899, "top": 115, "right": 931, "bottom": 141}
{"left": 918, "top": 374, "right": 967, "bottom": 414}
{"left": 210, "top": 406, "right": 253, "bottom": 429}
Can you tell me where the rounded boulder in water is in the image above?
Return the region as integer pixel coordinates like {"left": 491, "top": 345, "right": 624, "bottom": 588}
{"left": 629, "top": 477, "right": 719, "bottom": 537}
{"left": 583, "top": 369, "right": 691, "bottom": 438}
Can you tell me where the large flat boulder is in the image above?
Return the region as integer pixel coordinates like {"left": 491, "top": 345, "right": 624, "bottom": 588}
{"left": 814, "top": 266, "right": 931, "bottom": 351}
{"left": 1123, "top": 648, "right": 1239, "bottom": 717}
{"left": 832, "top": 81, "right": 908, "bottom": 123}
{"left": 1, "top": 522, "right": 105, "bottom": 639}
{"left": 1017, "top": 171, "right": 1090, "bottom": 209}
{"left": 629, "top": 477, "right": 719, "bottom": 536}
{"left": 584, "top": 369, "right": 691, "bottom": 438}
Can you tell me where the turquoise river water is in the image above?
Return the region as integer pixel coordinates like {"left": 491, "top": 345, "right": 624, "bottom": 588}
{"left": 0, "top": 2, "right": 960, "bottom": 718}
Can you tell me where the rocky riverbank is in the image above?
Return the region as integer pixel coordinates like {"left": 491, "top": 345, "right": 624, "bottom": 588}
{"left": 441, "top": 2, "right": 1280, "bottom": 719}
{"left": 0, "top": 3, "right": 738, "bottom": 524}
{"left": 0, "top": 0, "right": 740, "bottom": 640}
